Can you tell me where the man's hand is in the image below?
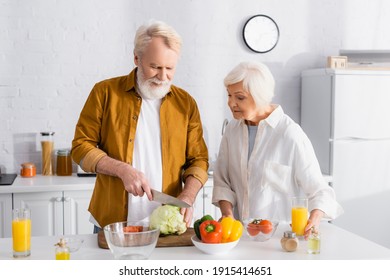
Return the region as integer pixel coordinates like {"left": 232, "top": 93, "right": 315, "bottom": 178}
{"left": 177, "top": 192, "right": 195, "bottom": 227}
{"left": 120, "top": 165, "right": 153, "bottom": 201}
{"left": 95, "top": 156, "right": 153, "bottom": 201}
{"left": 177, "top": 176, "right": 203, "bottom": 227}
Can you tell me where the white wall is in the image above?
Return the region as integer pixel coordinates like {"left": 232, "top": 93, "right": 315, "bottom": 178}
{"left": 1, "top": 0, "right": 390, "bottom": 173}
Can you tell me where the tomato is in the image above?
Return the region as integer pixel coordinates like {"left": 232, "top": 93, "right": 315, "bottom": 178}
{"left": 259, "top": 219, "right": 273, "bottom": 234}
{"left": 247, "top": 223, "right": 261, "bottom": 236}
{"left": 247, "top": 219, "right": 273, "bottom": 235}
{"left": 123, "top": 225, "right": 143, "bottom": 233}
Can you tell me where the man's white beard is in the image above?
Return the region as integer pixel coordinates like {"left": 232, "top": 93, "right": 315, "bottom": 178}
{"left": 136, "top": 67, "right": 171, "bottom": 100}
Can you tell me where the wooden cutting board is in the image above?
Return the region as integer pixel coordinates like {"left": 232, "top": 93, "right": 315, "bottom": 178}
{"left": 157, "top": 228, "right": 195, "bottom": 247}
{"left": 97, "top": 227, "right": 195, "bottom": 249}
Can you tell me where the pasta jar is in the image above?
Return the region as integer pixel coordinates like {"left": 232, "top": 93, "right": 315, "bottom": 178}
{"left": 20, "top": 162, "right": 36, "bottom": 178}
{"left": 56, "top": 149, "right": 73, "bottom": 176}
{"left": 40, "top": 132, "right": 55, "bottom": 175}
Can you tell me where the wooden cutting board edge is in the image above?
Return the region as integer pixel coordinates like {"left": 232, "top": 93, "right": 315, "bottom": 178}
{"left": 157, "top": 228, "right": 195, "bottom": 247}
{"left": 97, "top": 227, "right": 195, "bottom": 249}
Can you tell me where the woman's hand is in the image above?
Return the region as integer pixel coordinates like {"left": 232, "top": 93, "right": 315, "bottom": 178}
{"left": 304, "top": 209, "right": 324, "bottom": 239}
{"left": 218, "top": 200, "right": 234, "bottom": 221}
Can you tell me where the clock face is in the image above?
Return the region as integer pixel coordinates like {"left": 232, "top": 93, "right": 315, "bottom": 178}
{"left": 243, "top": 15, "right": 280, "bottom": 53}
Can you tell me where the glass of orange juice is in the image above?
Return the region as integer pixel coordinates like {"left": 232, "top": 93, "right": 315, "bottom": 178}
{"left": 12, "top": 208, "right": 31, "bottom": 258}
{"left": 291, "top": 197, "right": 308, "bottom": 237}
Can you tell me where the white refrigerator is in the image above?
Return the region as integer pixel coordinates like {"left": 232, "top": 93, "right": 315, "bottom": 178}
{"left": 301, "top": 68, "right": 390, "bottom": 248}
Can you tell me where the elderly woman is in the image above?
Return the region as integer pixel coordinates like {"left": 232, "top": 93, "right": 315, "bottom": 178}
{"left": 212, "top": 61, "right": 343, "bottom": 238}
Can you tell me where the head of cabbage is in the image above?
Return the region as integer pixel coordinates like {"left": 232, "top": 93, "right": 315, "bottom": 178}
{"left": 149, "top": 205, "right": 187, "bottom": 235}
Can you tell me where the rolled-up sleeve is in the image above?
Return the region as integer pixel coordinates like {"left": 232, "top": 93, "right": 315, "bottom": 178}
{"left": 71, "top": 84, "right": 107, "bottom": 172}
{"left": 181, "top": 96, "right": 209, "bottom": 185}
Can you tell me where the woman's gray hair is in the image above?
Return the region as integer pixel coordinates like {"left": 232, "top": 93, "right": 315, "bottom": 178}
{"left": 134, "top": 20, "right": 182, "bottom": 59}
{"left": 224, "top": 61, "right": 275, "bottom": 107}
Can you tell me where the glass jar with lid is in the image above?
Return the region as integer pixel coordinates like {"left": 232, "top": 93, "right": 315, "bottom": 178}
{"left": 20, "top": 162, "right": 36, "bottom": 178}
{"left": 280, "top": 231, "right": 299, "bottom": 252}
{"left": 40, "top": 132, "right": 55, "bottom": 175}
{"left": 56, "top": 149, "right": 73, "bottom": 176}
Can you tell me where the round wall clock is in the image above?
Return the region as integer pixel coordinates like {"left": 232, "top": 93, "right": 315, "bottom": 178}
{"left": 242, "top": 15, "right": 280, "bottom": 53}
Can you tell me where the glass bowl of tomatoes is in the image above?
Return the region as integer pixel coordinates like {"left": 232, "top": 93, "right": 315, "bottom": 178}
{"left": 103, "top": 221, "right": 160, "bottom": 260}
{"left": 243, "top": 218, "right": 279, "bottom": 242}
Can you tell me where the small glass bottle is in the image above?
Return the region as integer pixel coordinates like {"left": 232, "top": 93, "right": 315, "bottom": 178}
{"left": 40, "top": 132, "right": 55, "bottom": 175}
{"left": 307, "top": 227, "right": 321, "bottom": 254}
{"left": 56, "top": 149, "right": 73, "bottom": 176}
{"left": 55, "top": 238, "right": 70, "bottom": 260}
{"left": 281, "top": 230, "right": 299, "bottom": 252}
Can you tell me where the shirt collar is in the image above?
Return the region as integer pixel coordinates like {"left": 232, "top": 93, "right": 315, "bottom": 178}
{"left": 263, "top": 104, "right": 283, "bottom": 128}
{"left": 124, "top": 68, "right": 137, "bottom": 92}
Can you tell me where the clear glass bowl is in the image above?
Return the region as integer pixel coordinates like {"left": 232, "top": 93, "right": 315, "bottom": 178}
{"left": 243, "top": 219, "right": 279, "bottom": 242}
{"left": 103, "top": 221, "right": 160, "bottom": 260}
{"left": 62, "top": 237, "right": 84, "bottom": 252}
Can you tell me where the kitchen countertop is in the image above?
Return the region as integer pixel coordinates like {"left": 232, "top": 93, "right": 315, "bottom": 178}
{"left": 0, "top": 174, "right": 96, "bottom": 194}
{"left": 1, "top": 222, "right": 390, "bottom": 260}
{"left": 0, "top": 174, "right": 214, "bottom": 194}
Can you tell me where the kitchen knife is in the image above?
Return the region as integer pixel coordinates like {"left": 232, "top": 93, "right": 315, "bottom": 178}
{"left": 151, "top": 189, "right": 191, "bottom": 208}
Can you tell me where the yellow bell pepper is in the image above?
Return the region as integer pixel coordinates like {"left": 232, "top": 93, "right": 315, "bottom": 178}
{"left": 220, "top": 217, "right": 243, "bottom": 243}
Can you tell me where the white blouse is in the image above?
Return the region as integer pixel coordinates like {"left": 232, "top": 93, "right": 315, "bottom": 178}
{"left": 212, "top": 105, "right": 344, "bottom": 222}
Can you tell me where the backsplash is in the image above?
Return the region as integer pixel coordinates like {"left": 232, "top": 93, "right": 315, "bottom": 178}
{"left": 2, "top": 0, "right": 390, "bottom": 173}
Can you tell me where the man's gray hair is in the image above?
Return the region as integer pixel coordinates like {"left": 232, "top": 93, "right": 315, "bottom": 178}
{"left": 134, "top": 20, "right": 182, "bottom": 59}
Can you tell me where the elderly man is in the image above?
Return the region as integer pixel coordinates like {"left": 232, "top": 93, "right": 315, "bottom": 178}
{"left": 71, "top": 20, "right": 208, "bottom": 231}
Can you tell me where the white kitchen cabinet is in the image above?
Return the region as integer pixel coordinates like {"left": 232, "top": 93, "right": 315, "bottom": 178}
{"left": 13, "top": 191, "right": 63, "bottom": 236}
{"left": 0, "top": 193, "right": 12, "bottom": 238}
{"left": 63, "top": 190, "right": 94, "bottom": 235}
{"left": 13, "top": 190, "right": 93, "bottom": 237}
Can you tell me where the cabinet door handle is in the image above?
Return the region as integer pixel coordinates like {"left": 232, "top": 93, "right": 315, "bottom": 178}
{"left": 64, "top": 197, "right": 71, "bottom": 202}
{"left": 55, "top": 197, "right": 62, "bottom": 202}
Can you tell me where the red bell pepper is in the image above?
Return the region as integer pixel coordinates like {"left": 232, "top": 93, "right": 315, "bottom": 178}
{"left": 199, "top": 220, "right": 222, "bottom": 243}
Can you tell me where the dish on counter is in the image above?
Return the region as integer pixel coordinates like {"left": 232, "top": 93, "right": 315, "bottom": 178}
{"left": 191, "top": 235, "right": 240, "bottom": 255}
{"left": 243, "top": 219, "right": 279, "bottom": 242}
{"left": 103, "top": 221, "right": 160, "bottom": 260}
{"left": 62, "top": 237, "right": 84, "bottom": 252}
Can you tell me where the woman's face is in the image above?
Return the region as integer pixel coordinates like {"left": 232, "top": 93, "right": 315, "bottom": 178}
{"left": 227, "top": 81, "right": 259, "bottom": 123}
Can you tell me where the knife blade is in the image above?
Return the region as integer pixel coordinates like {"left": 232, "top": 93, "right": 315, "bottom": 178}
{"left": 151, "top": 189, "right": 191, "bottom": 208}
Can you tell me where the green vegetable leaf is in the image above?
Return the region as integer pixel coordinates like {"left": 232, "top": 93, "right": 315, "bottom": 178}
{"left": 149, "top": 205, "right": 187, "bottom": 235}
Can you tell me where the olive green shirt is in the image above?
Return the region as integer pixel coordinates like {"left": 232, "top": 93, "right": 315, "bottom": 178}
{"left": 71, "top": 69, "right": 209, "bottom": 228}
